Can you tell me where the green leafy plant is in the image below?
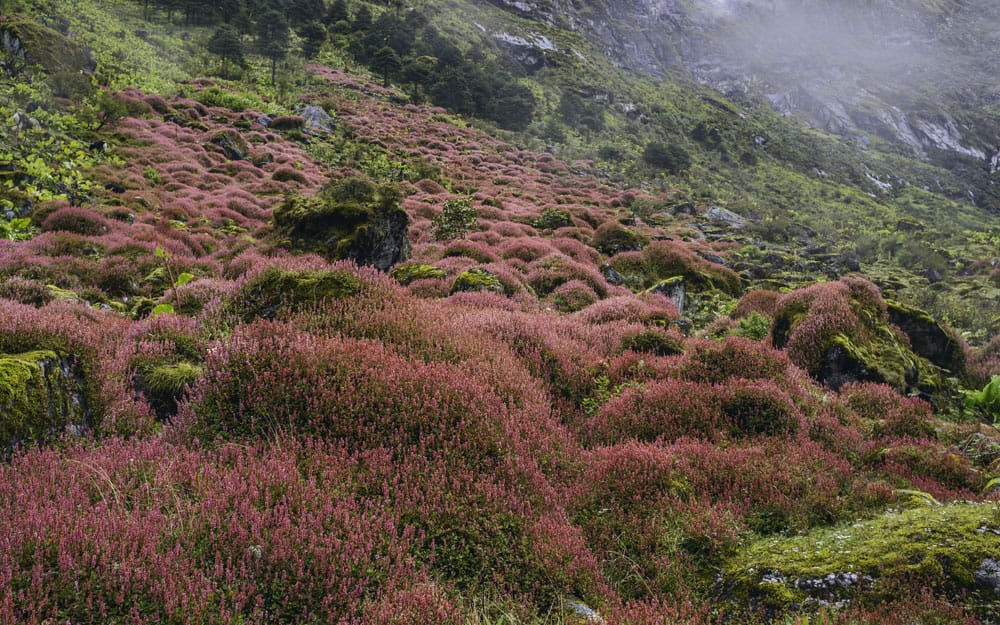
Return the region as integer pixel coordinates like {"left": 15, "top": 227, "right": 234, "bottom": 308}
{"left": 432, "top": 197, "right": 477, "bottom": 241}
{"left": 152, "top": 246, "right": 194, "bottom": 317}
{"left": 965, "top": 375, "right": 1000, "bottom": 424}
{"left": 0, "top": 216, "right": 36, "bottom": 241}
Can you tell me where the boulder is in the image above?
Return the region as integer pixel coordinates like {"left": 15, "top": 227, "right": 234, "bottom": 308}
{"left": 705, "top": 205, "right": 748, "bottom": 228}
{"left": 273, "top": 176, "right": 410, "bottom": 271}
{"left": 1, "top": 16, "right": 96, "bottom": 76}
{"left": 0, "top": 350, "right": 88, "bottom": 452}
{"left": 721, "top": 503, "right": 1000, "bottom": 615}
{"left": 390, "top": 263, "right": 446, "bottom": 286}
{"left": 771, "top": 278, "right": 949, "bottom": 395}
{"left": 450, "top": 268, "right": 504, "bottom": 295}
{"left": 886, "top": 300, "right": 966, "bottom": 374}
{"left": 300, "top": 104, "right": 336, "bottom": 133}
{"left": 233, "top": 267, "right": 362, "bottom": 322}
{"left": 648, "top": 276, "right": 685, "bottom": 314}
{"left": 208, "top": 130, "right": 250, "bottom": 161}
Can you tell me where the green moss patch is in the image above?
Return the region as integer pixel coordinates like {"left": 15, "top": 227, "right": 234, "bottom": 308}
{"left": 234, "top": 267, "right": 362, "bottom": 321}
{"left": 450, "top": 268, "right": 505, "bottom": 295}
{"left": 722, "top": 503, "right": 1000, "bottom": 612}
{"left": 135, "top": 361, "right": 202, "bottom": 420}
{"left": 0, "top": 350, "right": 88, "bottom": 452}
{"left": 390, "top": 263, "right": 446, "bottom": 286}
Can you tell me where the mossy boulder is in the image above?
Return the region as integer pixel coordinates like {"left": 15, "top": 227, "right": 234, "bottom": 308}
{"left": 450, "top": 268, "right": 504, "bottom": 295}
{"left": 134, "top": 361, "right": 202, "bottom": 421}
{"left": 886, "top": 300, "right": 967, "bottom": 375}
{"left": 721, "top": 503, "right": 1000, "bottom": 615}
{"left": 273, "top": 176, "right": 410, "bottom": 271}
{"left": 1, "top": 16, "right": 96, "bottom": 75}
{"left": 771, "top": 278, "right": 947, "bottom": 395}
{"left": 390, "top": 263, "right": 446, "bottom": 286}
{"left": 591, "top": 221, "right": 647, "bottom": 255}
{"left": 233, "top": 267, "right": 362, "bottom": 321}
{"left": 208, "top": 130, "right": 250, "bottom": 161}
{"left": 0, "top": 350, "right": 88, "bottom": 452}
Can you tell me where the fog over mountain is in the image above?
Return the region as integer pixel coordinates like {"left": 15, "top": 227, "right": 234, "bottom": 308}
{"left": 495, "top": 0, "right": 1000, "bottom": 195}
{"left": 686, "top": 0, "right": 1000, "bottom": 161}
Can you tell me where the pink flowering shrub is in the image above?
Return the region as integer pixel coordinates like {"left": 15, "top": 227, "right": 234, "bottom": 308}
{"left": 671, "top": 337, "right": 793, "bottom": 385}
{"left": 40, "top": 206, "right": 113, "bottom": 236}
{"left": 731, "top": 288, "right": 781, "bottom": 318}
{"left": 588, "top": 380, "right": 723, "bottom": 444}
{"left": 576, "top": 293, "right": 680, "bottom": 325}
{"left": 837, "top": 382, "right": 935, "bottom": 439}
{"left": 550, "top": 279, "right": 600, "bottom": 312}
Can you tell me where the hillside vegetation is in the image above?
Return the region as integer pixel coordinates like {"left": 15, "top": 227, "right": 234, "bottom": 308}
{"left": 0, "top": 0, "right": 999, "bottom": 623}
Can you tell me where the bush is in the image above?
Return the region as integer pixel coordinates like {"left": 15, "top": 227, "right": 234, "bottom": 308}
{"left": 642, "top": 141, "right": 691, "bottom": 173}
{"left": 40, "top": 206, "right": 110, "bottom": 236}
{"left": 432, "top": 198, "right": 477, "bottom": 241}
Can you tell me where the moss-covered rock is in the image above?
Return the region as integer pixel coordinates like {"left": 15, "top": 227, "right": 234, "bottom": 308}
{"left": 233, "top": 267, "right": 362, "bottom": 321}
{"left": 0, "top": 15, "right": 96, "bottom": 76}
{"left": 450, "top": 268, "right": 504, "bottom": 295}
{"left": 771, "top": 278, "right": 949, "bottom": 396}
{"left": 208, "top": 130, "right": 250, "bottom": 161}
{"left": 135, "top": 361, "right": 202, "bottom": 421}
{"left": 886, "top": 300, "right": 967, "bottom": 375}
{"left": 0, "top": 350, "right": 88, "bottom": 452}
{"left": 390, "top": 263, "right": 446, "bottom": 286}
{"left": 721, "top": 503, "right": 1000, "bottom": 615}
{"left": 273, "top": 176, "right": 410, "bottom": 271}
{"left": 591, "top": 221, "right": 646, "bottom": 255}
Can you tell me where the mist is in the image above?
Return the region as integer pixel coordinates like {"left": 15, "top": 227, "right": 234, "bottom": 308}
{"left": 686, "top": 0, "right": 950, "bottom": 92}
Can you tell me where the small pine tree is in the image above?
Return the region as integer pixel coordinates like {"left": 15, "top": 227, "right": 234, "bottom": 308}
{"left": 256, "top": 10, "right": 290, "bottom": 85}
{"left": 326, "top": 0, "right": 348, "bottom": 24}
{"left": 299, "top": 21, "right": 327, "bottom": 59}
{"left": 207, "top": 24, "right": 245, "bottom": 79}
{"left": 371, "top": 46, "right": 402, "bottom": 87}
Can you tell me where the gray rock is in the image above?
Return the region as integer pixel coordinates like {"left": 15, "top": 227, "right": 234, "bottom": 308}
{"left": 973, "top": 558, "right": 1000, "bottom": 594}
{"left": 649, "top": 277, "right": 685, "bottom": 315}
{"left": 300, "top": 105, "right": 335, "bottom": 134}
{"left": 209, "top": 130, "right": 250, "bottom": 161}
{"left": 564, "top": 599, "right": 603, "bottom": 623}
{"left": 705, "top": 206, "right": 747, "bottom": 228}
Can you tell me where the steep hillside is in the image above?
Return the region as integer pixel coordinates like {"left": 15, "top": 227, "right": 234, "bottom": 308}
{"left": 0, "top": 0, "right": 999, "bottom": 623}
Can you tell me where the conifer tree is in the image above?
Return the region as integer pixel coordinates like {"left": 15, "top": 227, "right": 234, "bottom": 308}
{"left": 257, "top": 10, "right": 290, "bottom": 84}
{"left": 207, "top": 23, "right": 245, "bottom": 79}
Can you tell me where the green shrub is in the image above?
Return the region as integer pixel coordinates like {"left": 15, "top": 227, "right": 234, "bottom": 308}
{"left": 432, "top": 198, "right": 477, "bottom": 241}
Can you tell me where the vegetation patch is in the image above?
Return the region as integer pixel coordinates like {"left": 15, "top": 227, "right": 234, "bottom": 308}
{"left": 722, "top": 503, "right": 1000, "bottom": 614}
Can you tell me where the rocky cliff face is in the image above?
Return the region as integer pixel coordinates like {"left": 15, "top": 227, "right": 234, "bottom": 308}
{"left": 489, "top": 0, "right": 1000, "bottom": 190}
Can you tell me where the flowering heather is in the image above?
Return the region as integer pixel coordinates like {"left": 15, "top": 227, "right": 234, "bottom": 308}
{"left": 837, "top": 382, "right": 935, "bottom": 439}
{"left": 0, "top": 52, "right": 995, "bottom": 624}
{"left": 731, "top": 288, "right": 782, "bottom": 318}
{"left": 550, "top": 279, "right": 600, "bottom": 312}
{"left": 671, "top": 337, "right": 794, "bottom": 386}
{"left": 575, "top": 293, "right": 680, "bottom": 325}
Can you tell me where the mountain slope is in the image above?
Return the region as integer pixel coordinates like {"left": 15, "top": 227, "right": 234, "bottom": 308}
{"left": 0, "top": 0, "right": 999, "bottom": 622}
